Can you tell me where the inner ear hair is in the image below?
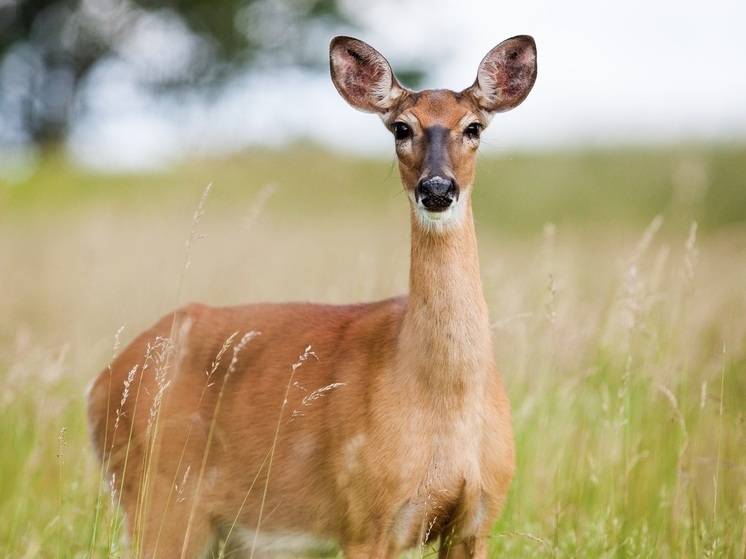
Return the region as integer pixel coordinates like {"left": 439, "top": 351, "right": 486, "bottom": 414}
{"left": 330, "top": 36, "right": 406, "bottom": 115}
{"left": 466, "top": 35, "right": 537, "bottom": 114}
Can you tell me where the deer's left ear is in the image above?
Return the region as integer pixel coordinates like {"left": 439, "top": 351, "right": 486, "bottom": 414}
{"left": 465, "top": 35, "right": 537, "bottom": 114}
{"left": 330, "top": 36, "right": 406, "bottom": 115}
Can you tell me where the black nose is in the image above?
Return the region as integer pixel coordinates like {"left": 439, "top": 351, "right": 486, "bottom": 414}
{"left": 416, "top": 177, "right": 458, "bottom": 212}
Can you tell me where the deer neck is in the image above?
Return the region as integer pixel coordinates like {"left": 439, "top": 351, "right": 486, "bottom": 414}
{"left": 399, "top": 198, "right": 492, "bottom": 396}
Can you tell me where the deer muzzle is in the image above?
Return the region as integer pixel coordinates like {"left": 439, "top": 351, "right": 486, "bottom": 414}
{"left": 416, "top": 176, "right": 458, "bottom": 212}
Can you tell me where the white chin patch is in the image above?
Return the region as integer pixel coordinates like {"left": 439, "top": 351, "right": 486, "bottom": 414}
{"left": 413, "top": 198, "right": 466, "bottom": 234}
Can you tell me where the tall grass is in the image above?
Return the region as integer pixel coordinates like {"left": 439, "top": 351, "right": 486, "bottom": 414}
{"left": 0, "top": 148, "right": 744, "bottom": 557}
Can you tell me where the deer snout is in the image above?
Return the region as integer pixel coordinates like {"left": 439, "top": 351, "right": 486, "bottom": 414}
{"left": 416, "top": 176, "right": 458, "bottom": 212}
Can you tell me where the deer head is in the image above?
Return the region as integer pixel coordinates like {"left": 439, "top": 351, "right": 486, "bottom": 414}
{"left": 330, "top": 35, "right": 537, "bottom": 232}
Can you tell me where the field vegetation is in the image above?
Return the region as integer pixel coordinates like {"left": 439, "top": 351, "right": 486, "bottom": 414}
{"left": 0, "top": 145, "right": 744, "bottom": 557}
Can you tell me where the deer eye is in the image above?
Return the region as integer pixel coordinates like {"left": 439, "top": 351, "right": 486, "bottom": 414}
{"left": 464, "top": 122, "right": 482, "bottom": 140}
{"left": 392, "top": 122, "right": 412, "bottom": 141}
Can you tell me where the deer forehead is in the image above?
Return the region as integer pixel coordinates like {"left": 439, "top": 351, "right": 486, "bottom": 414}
{"left": 396, "top": 90, "right": 479, "bottom": 130}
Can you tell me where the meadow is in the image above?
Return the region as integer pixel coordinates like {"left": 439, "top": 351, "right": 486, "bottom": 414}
{"left": 0, "top": 145, "right": 744, "bottom": 557}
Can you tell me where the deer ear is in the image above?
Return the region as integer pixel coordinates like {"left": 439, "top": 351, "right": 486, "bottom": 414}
{"left": 330, "top": 36, "right": 405, "bottom": 115}
{"left": 466, "top": 35, "right": 537, "bottom": 114}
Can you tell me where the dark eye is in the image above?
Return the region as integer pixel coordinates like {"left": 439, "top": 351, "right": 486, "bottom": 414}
{"left": 464, "top": 122, "right": 482, "bottom": 139}
{"left": 392, "top": 122, "right": 412, "bottom": 141}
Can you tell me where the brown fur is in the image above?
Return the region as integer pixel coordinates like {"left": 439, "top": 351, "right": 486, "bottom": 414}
{"left": 387, "top": 89, "right": 482, "bottom": 195}
{"left": 89, "top": 35, "right": 537, "bottom": 558}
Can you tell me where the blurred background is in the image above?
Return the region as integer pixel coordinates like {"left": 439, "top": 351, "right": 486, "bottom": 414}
{"left": 2, "top": 0, "right": 746, "bottom": 171}
{"left": 1, "top": 1, "right": 745, "bottom": 557}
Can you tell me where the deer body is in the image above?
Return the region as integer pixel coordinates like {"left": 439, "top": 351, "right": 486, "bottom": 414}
{"left": 88, "top": 35, "right": 537, "bottom": 558}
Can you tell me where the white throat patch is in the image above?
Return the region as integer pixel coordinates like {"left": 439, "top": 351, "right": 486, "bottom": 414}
{"left": 409, "top": 191, "right": 467, "bottom": 234}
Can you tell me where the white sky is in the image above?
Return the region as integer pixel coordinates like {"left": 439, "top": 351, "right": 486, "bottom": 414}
{"left": 69, "top": 0, "right": 746, "bottom": 169}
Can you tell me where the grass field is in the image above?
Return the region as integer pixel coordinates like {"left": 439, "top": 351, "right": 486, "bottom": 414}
{"left": 0, "top": 145, "right": 744, "bottom": 557}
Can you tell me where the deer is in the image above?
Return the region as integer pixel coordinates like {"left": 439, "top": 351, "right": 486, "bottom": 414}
{"left": 88, "top": 34, "right": 537, "bottom": 558}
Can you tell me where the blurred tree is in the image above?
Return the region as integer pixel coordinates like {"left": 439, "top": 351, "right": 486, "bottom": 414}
{"left": 0, "top": 0, "right": 349, "bottom": 146}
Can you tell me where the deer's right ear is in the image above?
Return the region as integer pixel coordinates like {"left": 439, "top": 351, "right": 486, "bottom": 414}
{"left": 330, "top": 36, "right": 405, "bottom": 115}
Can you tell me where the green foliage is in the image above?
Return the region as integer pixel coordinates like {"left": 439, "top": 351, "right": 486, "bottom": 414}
{"left": 0, "top": 0, "right": 348, "bottom": 143}
{"left": 3, "top": 144, "right": 744, "bottom": 232}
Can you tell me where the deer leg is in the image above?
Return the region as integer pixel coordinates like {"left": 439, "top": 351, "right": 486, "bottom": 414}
{"left": 437, "top": 492, "right": 494, "bottom": 559}
{"left": 126, "top": 477, "right": 215, "bottom": 559}
{"left": 438, "top": 533, "right": 489, "bottom": 559}
{"left": 342, "top": 525, "right": 398, "bottom": 559}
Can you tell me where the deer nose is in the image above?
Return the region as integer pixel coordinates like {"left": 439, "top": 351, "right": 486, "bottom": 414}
{"left": 416, "top": 176, "right": 458, "bottom": 212}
